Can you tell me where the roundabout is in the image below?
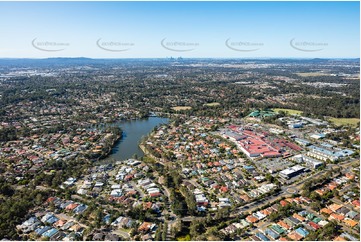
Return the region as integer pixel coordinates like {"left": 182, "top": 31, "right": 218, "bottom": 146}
{"left": 286, "top": 187, "right": 298, "bottom": 194}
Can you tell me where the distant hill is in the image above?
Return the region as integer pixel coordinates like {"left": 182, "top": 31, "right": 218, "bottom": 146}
{"left": 0, "top": 57, "right": 358, "bottom": 68}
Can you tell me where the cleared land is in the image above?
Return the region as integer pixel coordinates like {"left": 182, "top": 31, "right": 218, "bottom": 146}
{"left": 296, "top": 72, "right": 331, "bottom": 77}
{"left": 177, "top": 235, "right": 191, "bottom": 241}
{"left": 273, "top": 108, "right": 303, "bottom": 115}
{"left": 172, "top": 106, "right": 192, "bottom": 111}
{"left": 329, "top": 118, "right": 360, "bottom": 127}
{"left": 204, "top": 102, "right": 220, "bottom": 107}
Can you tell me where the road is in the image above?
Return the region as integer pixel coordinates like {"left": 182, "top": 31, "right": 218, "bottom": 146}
{"left": 168, "top": 191, "right": 286, "bottom": 222}
{"left": 302, "top": 203, "right": 359, "bottom": 236}
{"left": 139, "top": 144, "right": 161, "bottom": 164}
{"left": 55, "top": 213, "right": 89, "bottom": 229}
{"left": 70, "top": 194, "right": 124, "bottom": 214}
{"left": 290, "top": 158, "right": 359, "bottom": 193}
{"left": 140, "top": 148, "right": 359, "bottom": 234}
{"left": 331, "top": 197, "right": 357, "bottom": 214}
{"left": 339, "top": 184, "right": 353, "bottom": 195}
{"left": 176, "top": 159, "right": 359, "bottom": 224}
{"left": 157, "top": 176, "right": 171, "bottom": 198}
{"left": 187, "top": 179, "right": 202, "bottom": 189}
{"left": 164, "top": 221, "right": 173, "bottom": 241}
{"left": 230, "top": 159, "right": 359, "bottom": 218}
{"left": 130, "top": 181, "right": 145, "bottom": 198}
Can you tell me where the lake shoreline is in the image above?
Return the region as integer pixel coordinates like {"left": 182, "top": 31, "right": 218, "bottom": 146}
{"left": 96, "top": 117, "right": 169, "bottom": 164}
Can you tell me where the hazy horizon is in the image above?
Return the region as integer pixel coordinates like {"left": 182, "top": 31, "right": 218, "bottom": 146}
{"left": 0, "top": 57, "right": 359, "bottom": 60}
{"left": 0, "top": 1, "right": 359, "bottom": 58}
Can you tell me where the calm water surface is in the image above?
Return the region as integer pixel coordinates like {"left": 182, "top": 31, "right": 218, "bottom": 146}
{"left": 101, "top": 117, "right": 169, "bottom": 163}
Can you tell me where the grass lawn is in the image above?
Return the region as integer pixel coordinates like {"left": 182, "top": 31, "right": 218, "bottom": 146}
{"left": 172, "top": 106, "right": 192, "bottom": 111}
{"left": 121, "top": 228, "right": 131, "bottom": 232}
{"left": 273, "top": 108, "right": 303, "bottom": 115}
{"left": 328, "top": 118, "right": 360, "bottom": 127}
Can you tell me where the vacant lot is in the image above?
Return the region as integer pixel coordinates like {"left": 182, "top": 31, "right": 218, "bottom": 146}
{"left": 329, "top": 118, "right": 360, "bottom": 127}
{"left": 204, "top": 102, "right": 220, "bottom": 107}
{"left": 273, "top": 108, "right": 303, "bottom": 115}
{"left": 296, "top": 72, "right": 331, "bottom": 77}
{"left": 172, "top": 106, "right": 192, "bottom": 111}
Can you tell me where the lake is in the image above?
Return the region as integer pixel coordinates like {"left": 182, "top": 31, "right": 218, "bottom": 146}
{"left": 101, "top": 117, "right": 169, "bottom": 162}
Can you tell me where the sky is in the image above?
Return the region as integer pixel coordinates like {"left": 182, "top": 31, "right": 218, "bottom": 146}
{"left": 0, "top": 1, "right": 359, "bottom": 58}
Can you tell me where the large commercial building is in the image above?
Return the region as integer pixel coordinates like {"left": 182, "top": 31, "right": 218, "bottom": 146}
{"left": 291, "top": 154, "right": 324, "bottom": 169}
{"left": 303, "top": 155, "right": 324, "bottom": 169}
{"left": 307, "top": 145, "right": 340, "bottom": 162}
{"left": 294, "top": 138, "right": 311, "bottom": 147}
{"left": 279, "top": 165, "right": 306, "bottom": 179}
{"left": 289, "top": 122, "right": 303, "bottom": 129}
{"left": 225, "top": 127, "right": 282, "bottom": 158}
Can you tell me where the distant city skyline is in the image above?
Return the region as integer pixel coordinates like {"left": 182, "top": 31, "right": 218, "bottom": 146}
{"left": 0, "top": 1, "right": 359, "bottom": 58}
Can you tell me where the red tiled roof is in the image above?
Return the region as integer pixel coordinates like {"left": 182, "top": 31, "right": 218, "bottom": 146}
{"left": 329, "top": 213, "right": 345, "bottom": 221}
{"left": 143, "top": 202, "right": 152, "bottom": 210}
{"left": 150, "top": 192, "right": 161, "bottom": 197}
{"left": 320, "top": 208, "right": 333, "bottom": 215}
{"left": 288, "top": 231, "right": 303, "bottom": 241}
{"left": 138, "top": 222, "right": 152, "bottom": 232}
{"left": 278, "top": 221, "right": 291, "bottom": 230}
{"left": 54, "top": 219, "right": 66, "bottom": 227}
{"left": 46, "top": 197, "right": 56, "bottom": 203}
{"left": 246, "top": 215, "right": 259, "bottom": 223}
{"left": 280, "top": 200, "right": 289, "bottom": 207}
{"left": 343, "top": 219, "right": 358, "bottom": 227}
{"left": 308, "top": 221, "right": 321, "bottom": 230}
{"left": 333, "top": 236, "right": 347, "bottom": 241}
{"left": 220, "top": 186, "right": 229, "bottom": 193}
{"left": 329, "top": 203, "right": 343, "bottom": 212}
{"left": 66, "top": 203, "right": 79, "bottom": 210}
{"left": 293, "top": 213, "right": 305, "bottom": 222}
{"left": 351, "top": 200, "right": 360, "bottom": 207}
{"left": 260, "top": 209, "right": 272, "bottom": 216}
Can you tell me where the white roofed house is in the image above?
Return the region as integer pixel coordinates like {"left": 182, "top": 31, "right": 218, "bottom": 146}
{"left": 144, "top": 183, "right": 157, "bottom": 189}
{"left": 82, "top": 181, "right": 92, "bottom": 190}
{"left": 63, "top": 177, "right": 76, "bottom": 186}
{"left": 110, "top": 189, "right": 122, "bottom": 197}
{"left": 218, "top": 197, "right": 232, "bottom": 207}
{"left": 94, "top": 181, "right": 104, "bottom": 187}
{"left": 77, "top": 188, "right": 88, "bottom": 195}
{"left": 194, "top": 189, "right": 209, "bottom": 207}
{"left": 138, "top": 178, "right": 152, "bottom": 187}
{"left": 111, "top": 184, "right": 121, "bottom": 189}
